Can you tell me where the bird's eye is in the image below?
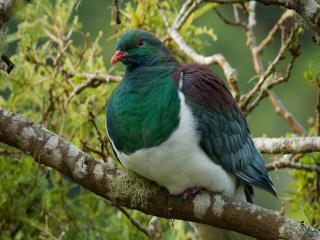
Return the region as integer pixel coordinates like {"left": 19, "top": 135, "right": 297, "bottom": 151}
{"left": 137, "top": 39, "right": 144, "bottom": 46}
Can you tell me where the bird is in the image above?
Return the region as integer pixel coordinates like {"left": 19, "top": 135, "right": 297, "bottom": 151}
{"left": 106, "top": 29, "right": 276, "bottom": 240}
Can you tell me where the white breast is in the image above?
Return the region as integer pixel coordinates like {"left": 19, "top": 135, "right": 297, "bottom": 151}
{"left": 110, "top": 93, "right": 237, "bottom": 197}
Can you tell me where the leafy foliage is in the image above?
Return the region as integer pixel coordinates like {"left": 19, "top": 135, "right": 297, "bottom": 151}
{"left": 289, "top": 67, "right": 320, "bottom": 227}
{"left": 290, "top": 152, "right": 320, "bottom": 226}
{"left": 0, "top": 0, "right": 319, "bottom": 238}
{"left": 0, "top": 0, "right": 210, "bottom": 239}
{"left": 111, "top": 0, "right": 217, "bottom": 62}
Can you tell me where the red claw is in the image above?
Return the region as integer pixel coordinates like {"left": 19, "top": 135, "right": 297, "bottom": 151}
{"left": 182, "top": 187, "right": 203, "bottom": 200}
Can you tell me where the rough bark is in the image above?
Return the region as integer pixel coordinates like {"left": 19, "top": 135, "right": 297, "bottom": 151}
{"left": 254, "top": 137, "right": 320, "bottom": 154}
{"left": 1, "top": 108, "right": 319, "bottom": 240}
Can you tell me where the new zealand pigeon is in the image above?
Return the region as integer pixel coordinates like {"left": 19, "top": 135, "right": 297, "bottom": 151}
{"left": 106, "top": 29, "right": 276, "bottom": 239}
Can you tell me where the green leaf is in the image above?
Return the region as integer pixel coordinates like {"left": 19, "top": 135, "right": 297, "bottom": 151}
{"left": 304, "top": 70, "right": 314, "bottom": 81}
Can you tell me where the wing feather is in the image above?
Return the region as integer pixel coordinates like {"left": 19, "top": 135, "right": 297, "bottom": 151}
{"left": 174, "top": 64, "right": 276, "bottom": 197}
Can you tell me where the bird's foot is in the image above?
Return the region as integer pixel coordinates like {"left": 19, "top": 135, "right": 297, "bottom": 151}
{"left": 182, "top": 187, "right": 203, "bottom": 200}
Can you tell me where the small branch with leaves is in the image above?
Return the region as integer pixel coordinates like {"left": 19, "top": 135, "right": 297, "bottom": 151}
{"left": 158, "top": 2, "right": 240, "bottom": 101}
{"left": 66, "top": 72, "right": 122, "bottom": 104}
{"left": 205, "top": 0, "right": 320, "bottom": 43}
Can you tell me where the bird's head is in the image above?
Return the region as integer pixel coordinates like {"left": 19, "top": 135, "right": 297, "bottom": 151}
{"left": 111, "top": 29, "right": 177, "bottom": 68}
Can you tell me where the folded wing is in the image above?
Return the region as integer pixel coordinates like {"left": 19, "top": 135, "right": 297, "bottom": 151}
{"left": 174, "top": 64, "right": 276, "bottom": 198}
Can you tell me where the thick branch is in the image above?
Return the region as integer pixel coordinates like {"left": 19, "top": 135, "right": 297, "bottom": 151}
{"left": 159, "top": 7, "right": 240, "bottom": 100}
{"left": 168, "top": 29, "right": 238, "bottom": 87}
{"left": 254, "top": 137, "right": 320, "bottom": 154}
{"left": 0, "top": 109, "right": 320, "bottom": 239}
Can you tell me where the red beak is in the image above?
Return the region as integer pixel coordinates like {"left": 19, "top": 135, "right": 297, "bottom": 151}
{"left": 111, "top": 50, "right": 127, "bottom": 64}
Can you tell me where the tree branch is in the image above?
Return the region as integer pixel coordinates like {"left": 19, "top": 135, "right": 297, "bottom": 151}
{"left": 112, "top": 0, "right": 121, "bottom": 24}
{"left": 206, "top": 0, "right": 320, "bottom": 43}
{"left": 230, "top": 5, "right": 306, "bottom": 135}
{"left": 254, "top": 137, "right": 320, "bottom": 154}
{"left": 65, "top": 72, "right": 121, "bottom": 105}
{"left": 316, "top": 79, "right": 320, "bottom": 136}
{"left": 267, "top": 91, "right": 307, "bottom": 136}
{"left": 1, "top": 108, "right": 320, "bottom": 239}
{"left": 168, "top": 29, "right": 238, "bottom": 90}
{"left": 172, "top": 0, "right": 204, "bottom": 31}
{"left": 240, "top": 27, "right": 296, "bottom": 111}
{"left": 256, "top": 10, "right": 296, "bottom": 54}
{"left": 158, "top": 6, "right": 240, "bottom": 101}
{"left": 267, "top": 158, "right": 320, "bottom": 172}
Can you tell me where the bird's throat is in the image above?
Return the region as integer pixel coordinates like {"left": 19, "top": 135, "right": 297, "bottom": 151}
{"left": 107, "top": 65, "right": 181, "bottom": 154}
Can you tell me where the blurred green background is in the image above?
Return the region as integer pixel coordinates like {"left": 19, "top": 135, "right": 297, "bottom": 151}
{"left": 48, "top": 0, "right": 318, "bottom": 210}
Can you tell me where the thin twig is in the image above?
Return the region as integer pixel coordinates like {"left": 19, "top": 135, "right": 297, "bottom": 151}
{"left": 42, "top": 87, "right": 55, "bottom": 124}
{"left": 87, "top": 107, "right": 108, "bottom": 161}
{"left": 240, "top": 32, "right": 293, "bottom": 110}
{"left": 53, "top": 39, "right": 73, "bottom": 66}
{"left": 247, "top": 2, "right": 257, "bottom": 28}
{"left": 237, "top": 3, "right": 263, "bottom": 75}
{"left": 316, "top": 80, "right": 320, "bottom": 136}
{"left": 158, "top": 5, "right": 240, "bottom": 100}
{"left": 215, "top": 8, "right": 243, "bottom": 27}
{"left": 267, "top": 159, "right": 320, "bottom": 172}
{"left": 232, "top": 5, "right": 305, "bottom": 135}
{"left": 117, "top": 206, "right": 150, "bottom": 238}
{"left": 256, "top": 10, "right": 295, "bottom": 54}
{"left": 173, "top": 0, "right": 204, "bottom": 30}
{"left": 73, "top": 73, "right": 121, "bottom": 95}
{"left": 112, "top": 0, "right": 121, "bottom": 24}
{"left": 172, "top": 0, "right": 193, "bottom": 28}
{"left": 74, "top": 32, "right": 89, "bottom": 69}
{"left": 268, "top": 91, "right": 307, "bottom": 136}
{"left": 20, "top": 218, "right": 59, "bottom": 240}
{"left": 80, "top": 140, "right": 105, "bottom": 156}
{"left": 65, "top": 73, "right": 121, "bottom": 106}
{"left": 232, "top": 4, "right": 247, "bottom": 28}
{"left": 245, "top": 43, "right": 300, "bottom": 115}
{"left": 316, "top": 80, "right": 320, "bottom": 198}
{"left": 207, "top": 0, "right": 320, "bottom": 43}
